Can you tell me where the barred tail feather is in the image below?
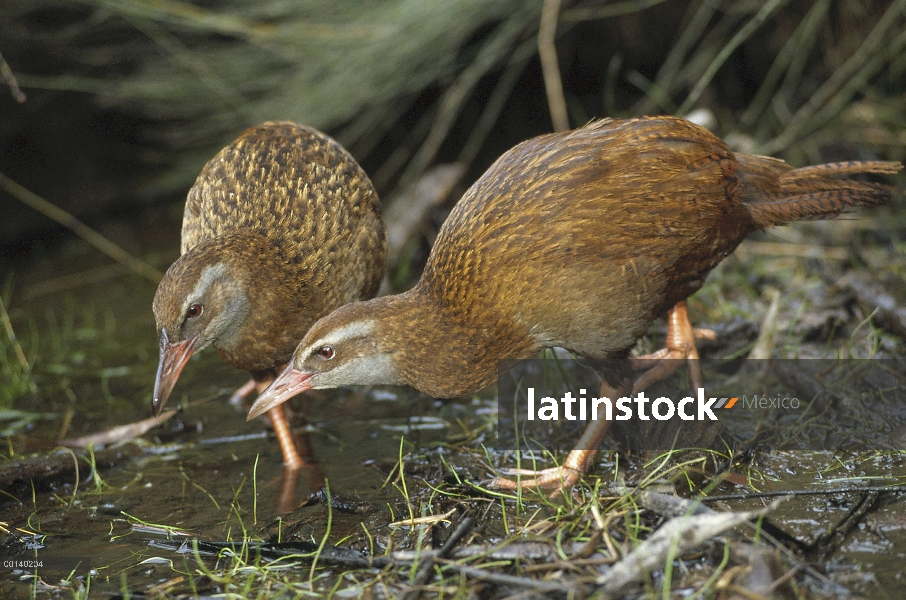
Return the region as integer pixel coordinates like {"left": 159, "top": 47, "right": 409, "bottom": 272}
{"left": 742, "top": 159, "right": 901, "bottom": 229}
{"left": 781, "top": 161, "right": 903, "bottom": 182}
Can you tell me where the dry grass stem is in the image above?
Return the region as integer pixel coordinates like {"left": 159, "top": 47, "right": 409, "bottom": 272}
{"left": 0, "top": 50, "right": 26, "bottom": 103}
{"left": 0, "top": 173, "right": 163, "bottom": 283}
{"left": 61, "top": 411, "right": 176, "bottom": 448}
{"left": 538, "top": 0, "right": 569, "bottom": 131}
{"left": 385, "top": 164, "right": 466, "bottom": 266}
{"left": 0, "top": 296, "right": 36, "bottom": 394}
{"left": 748, "top": 289, "right": 782, "bottom": 360}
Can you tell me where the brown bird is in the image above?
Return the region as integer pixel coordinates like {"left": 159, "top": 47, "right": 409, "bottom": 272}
{"left": 247, "top": 116, "right": 900, "bottom": 487}
{"left": 152, "top": 121, "right": 386, "bottom": 469}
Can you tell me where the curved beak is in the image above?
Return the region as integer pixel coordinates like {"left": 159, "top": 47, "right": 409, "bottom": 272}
{"left": 247, "top": 364, "right": 314, "bottom": 421}
{"left": 152, "top": 329, "right": 196, "bottom": 416}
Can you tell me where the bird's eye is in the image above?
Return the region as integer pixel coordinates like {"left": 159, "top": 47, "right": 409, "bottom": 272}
{"left": 317, "top": 346, "right": 335, "bottom": 360}
{"left": 186, "top": 304, "right": 203, "bottom": 319}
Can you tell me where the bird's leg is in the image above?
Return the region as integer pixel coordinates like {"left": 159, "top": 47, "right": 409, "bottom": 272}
{"left": 264, "top": 378, "right": 326, "bottom": 512}
{"left": 267, "top": 403, "right": 305, "bottom": 470}
{"left": 489, "top": 417, "right": 612, "bottom": 495}
{"left": 228, "top": 378, "right": 257, "bottom": 406}
{"left": 489, "top": 375, "right": 626, "bottom": 496}
{"left": 235, "top": 370, "right": 306, "bottom": 470}
{"left": 631, "top": 300, "right": 715, "bottom": 394}
{"left": 242, "top": 370, "right": 326, "bottom": 511}
{"left": 254, "top": 377, "right": 305, "bottom": 470}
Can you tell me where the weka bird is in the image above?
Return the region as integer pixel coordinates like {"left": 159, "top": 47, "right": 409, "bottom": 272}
{"left": 248, "top": 115, "right": 900, "bottom": 486}
{"left": 153, "top": 121, "right": 386, "bottom": 469}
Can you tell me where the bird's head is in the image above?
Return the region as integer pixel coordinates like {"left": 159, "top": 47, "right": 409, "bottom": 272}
{"left": 152, "top": 251, "right": 250, "bottom": 415}
{"left": 247, "top": 299, "right": 401, "bottom": 420}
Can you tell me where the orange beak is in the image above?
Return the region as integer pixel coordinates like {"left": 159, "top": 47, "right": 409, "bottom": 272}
{"left": 152, "top": 329, "right": 196, "bottom": 416}
{"left": 247, "top": 364, "right": 314, "bottom": 420}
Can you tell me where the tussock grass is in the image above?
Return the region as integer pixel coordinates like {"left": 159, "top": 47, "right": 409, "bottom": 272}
{"left": 5, "top": 1, "right": 904, "bottom": 201}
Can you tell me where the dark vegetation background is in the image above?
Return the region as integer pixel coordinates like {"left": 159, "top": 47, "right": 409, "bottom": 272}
{"left": 2, "top": 0, "right": 904, "bottom": 257}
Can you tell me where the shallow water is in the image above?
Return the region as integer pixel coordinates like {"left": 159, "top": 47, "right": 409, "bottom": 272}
{"left": 0, "top": 217, "right": 469, "bottom": 595}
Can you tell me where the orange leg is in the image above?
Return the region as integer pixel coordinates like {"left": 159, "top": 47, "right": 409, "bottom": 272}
{"left": 228, "top": 378, "right": 257, "bottom": 406}
{"left": 231, "top": 374, "right": 305, "bottom": 470}
{"left": 631, "top": 300, "right": 715, "bottom": 394}
{"left": 256, "top": 375, "right": 305, "bottom": 471}
{"left": 230, "top": 373, "right": 325, "bottom": 512}
{"left": 488, "top": 302, "right": 715, "bottom": 496}
{"left": 489, "top": 376, "right": 626, "bottom": 496}
{"left": 488, "top": 417, "right": 612, "bottom": 496}
{"left": 266, "top": 402, "right": 305, "bottom": 470}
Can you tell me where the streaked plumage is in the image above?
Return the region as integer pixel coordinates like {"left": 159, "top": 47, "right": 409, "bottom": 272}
{"left": 248, "top": 115, "right": 900, "bottom": 486}
{"left": 152, "top": 121, "right": 386, "bottom": 465}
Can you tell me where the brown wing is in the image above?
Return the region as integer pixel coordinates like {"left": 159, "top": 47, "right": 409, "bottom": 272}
{"left": 424, "top": 116, "right": 754, "bottom": 358}
{"left": 180, "top": 121, "right": 386, "bottom": 301}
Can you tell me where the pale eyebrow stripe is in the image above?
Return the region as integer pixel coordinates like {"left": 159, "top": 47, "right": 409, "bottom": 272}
{"left": 300, "top": 319, "right": 375, "bottom": 356}
{"left": 183, "top": 262, "right": 228, "bottom": 313}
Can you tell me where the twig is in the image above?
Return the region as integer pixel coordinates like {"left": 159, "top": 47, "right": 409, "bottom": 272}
{"left": 811, "top": 491, "right": 880, "bottom": 560}
{"left": 605, "top": 485, "right": 809, "bottom": 567}
{"left": 0, "top": 173, "right": 163, "bottom": 284}
{"left": 384, "top": 164, "right": 465, "bottom": 266}
{"left": 60, "top": 411, "right": 177, "bottom": 448}
{"left": 0, "top": 51, "right": 26, "bottom": 103}
{"left": 391, "top": 541, "right": 556, "bottom": 562}
{"left": 595, "top": 504, "right": 778, "bottom": 594}
{"left": 562, "top": 0, "right": 669, "bottom": 21}
{"left": 166, "top": 536, "right": 580, "bottom": 595}
{"left": 538, "top": 0, "right": 568, "bottom": 131}
{"left": 701, "top": 485, "right": 906, "bottom": 503}
{"left": 434, "top": 557, "right": 579, "bottom": 595}
{"left": 20, "top": 264, "right": 128, "bottom": 301}
{"left": 0, "top": 444, "right": 145, "bottom": 497}
{"left": 748, "top": 289, "right": 781, "bottom": 360}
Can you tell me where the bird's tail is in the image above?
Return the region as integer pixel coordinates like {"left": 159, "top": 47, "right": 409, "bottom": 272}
{"left": 740, "top": 157, "right": 902, "bottom": 229}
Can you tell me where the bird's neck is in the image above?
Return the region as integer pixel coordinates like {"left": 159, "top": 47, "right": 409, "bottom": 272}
{"left": 374, "top": 284, "right": 538, "bottom": 399}
{"left": 202, "top": 233, "right": 304, "bottom": 369}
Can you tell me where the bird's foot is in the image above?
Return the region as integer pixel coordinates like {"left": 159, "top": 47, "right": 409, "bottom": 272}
{"left": 488, "top": 466, "right": 584, "bottom": 497}
{"left": 488, "top": 391, "right": 615, "bottom": 496}
{"left": 631, "top": 300, "right": 715, "bottom": 393}
{"left": 488, "top": 447, "right": 598, "bottom": 497}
